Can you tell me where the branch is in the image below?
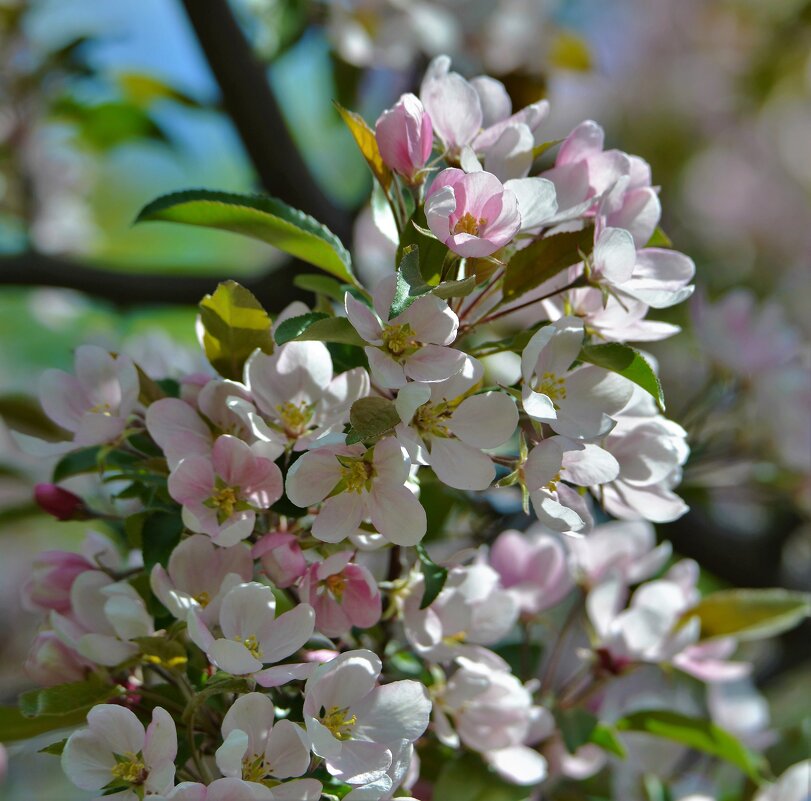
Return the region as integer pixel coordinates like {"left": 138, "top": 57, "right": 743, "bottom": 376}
{"left": 179, "top": 0, "right": 352, "bottom": 241}
{"left": 0, "top": 251, "right": 307, "bottom": 310}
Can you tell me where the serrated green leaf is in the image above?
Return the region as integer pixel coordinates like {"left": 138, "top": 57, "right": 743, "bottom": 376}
{"left": 20, "top": 675, "right": 121, "bottom": 719}
{"left": 293, "top": 274, "right": 347, "bottom": 302}
{"left": 53, "top": 447, "right": 101, "bottom": 482}
{"left": 579, "top": 343, "right": 665, "bottom": 411}
{"left": 432, "top": 276, "right": 477, "bottom": 299}
{"left": 684, "top": 588, "right": 811, "bottom": 642}
{"left": 349, "top": 397, "right": 400, "bottom": 441}
{"left": 415, "top": 543, "right": 448, "bottom": 610}
{"left": 503, "top": 226, "right": 594, "bottom": 301}
{"left": 0, "top": 706, "right": 87, "bottom": 742}
{"left": 275, "top": 314, "right": 365, "bottom": 347}
{"left": 198, "top": 280, "right": 274, "bottom": 380}
{"left": 389, "top": 245, "right": 432, "bottom": 319}
{"left": 135, "top": 189, "right": 356, "bottom": 285}
{"left": 615, "top": 710, "right": 767, "bottom": 782}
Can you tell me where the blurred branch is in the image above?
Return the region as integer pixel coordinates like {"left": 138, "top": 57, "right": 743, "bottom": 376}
{"left": 179, "top": 0, "right": 352, "bottom": 241}
{"left": 0, "top": 251, "right": 307, "bottom": 310}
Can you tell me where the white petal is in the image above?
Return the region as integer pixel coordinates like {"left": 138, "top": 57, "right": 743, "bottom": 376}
{"left": 208, "top": 639, "right": 263, "bottom": 674}
{"left": 429, "top": 438, "right": 495, "bottom": 491}
{"left": 487, "top": 746, "right": 547, "bottom": 785}
{"left": 449, "top": 392, "right": 517, "bottom": 448}
{"left": 367, "top": 484, "right": 426, "bottom": 545}
{"left": 505, "top": 176, "right": 558, "bottom": 230}
{"left": 215, "top": 729, "right": 250, "bottom": 778}
{"left": 312, "top": 492, "right": 366, "bottom": 543}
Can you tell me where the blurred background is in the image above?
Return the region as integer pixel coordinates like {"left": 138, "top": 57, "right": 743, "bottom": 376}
{"left": 0, "top": 0, "right": 809, "bottom": 797}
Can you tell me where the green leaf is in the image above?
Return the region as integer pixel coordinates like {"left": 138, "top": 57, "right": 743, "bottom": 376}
{"left": 645, "top": 226, "right": 673, "bottom": 248}
{"left": 434, "top": 753, "right": 531, "bottom": 801}
{"left": 348, "top": 397, "right": 400, "bottom": 442}
{"left": 0, "top": 706, "right": 87, "bottom": 742}
{"left": 433, "top": 276, "right": 477, "bottom": 299}
{"left": 39, "top": 738, "right": 68, "bottom": 756}
{"left": 135, "top": 189, "right": 356, "bottom": 285}
{"left": 532, "top": 138, "right": 564, "bottom": 160}
{"left": 579, "top": 343, "right": 665, "bottom": 411}
{"left": 389, "top": 245, "right": 432, "bottom": 319}
{"left": 135, "top": 365, "right": 167, "bottom": 406}
{"left": 334, "top": 103, "right": 392, "bottom": 191}
{"left": 20, "top": 675, "right": 121, "bottom": 719}
{"left": 0, "top": 394, "right": 68, "bottom": 440}
{"left": 557, "top": 708, "right": 598, "bottom": 753}
{"left": 590, "top": 724, "right": 627, "bottom": 758}
{"left": 293, "top": 273, "right": 347, "bottom": 302}
{"left": 549, "top": 30, "right": 593, "bottom": 72}
{"left": 503, "top": 226, "right": 594, "bottom": 301}
{"left": 415, "top": 543, "right": 449, "bottom": 610}
{"left": 198, "top": 280, "right": 274, "bottom": 380}
{"left": 53, "top": 447, "right": 101, "bottom": 483}
{"left": 141, "top": 510, "right": 184, "bottom": 569}
{"left": 615, "top": 710, "right": 767, "bottom": 782}
{"left": 398, "top": 208, "right": 448, "bottom": 285}
{"left": 684, "top": 588, "right": 811, "bottom": 642}
{"left": 470, "top": 322, "right": 550, "bottom": 358}
{"left": 275, "top": 314, "right": 365, "bottom": 347}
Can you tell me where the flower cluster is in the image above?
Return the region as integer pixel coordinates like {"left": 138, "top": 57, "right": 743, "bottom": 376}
{"left": 13, "top": 55, "right": 802, "bottom": 801}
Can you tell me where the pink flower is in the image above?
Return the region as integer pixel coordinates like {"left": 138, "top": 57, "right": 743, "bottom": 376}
{"left": 489, "top": 529, "right": 572, "bottom": 615}
{"left": 150, "top": 535, "right": 253, "bottom": 624}
{"left": 285, "top": 437, "right": 427, "bottom": 546}
{"left": 253, "top": 531, "right": 307, "bottom": 588}
{"left": 375, "top": 93, "right": 433, "bottom": 181}
{"left": 345, "top": 275, "right": 464, "bottom": 389}
{"left": 187, "top": 581, "right": 315, "bottom": 687}
{"left": 39, "top": 344, "right": 139, "bottom": 447}
{"left": 168, "top": 435, "right": 283, "bottom": 546}
{"left": 425, "top": 168, "right": 520, "bottom": 257}
{"left": 61, "top": 705, "right": 177, "bottom": 799}
{"left": 33, "top": 483, "right": 88, "bottom": 521}
{"left": 300, "top": 552, "right": 382, "bottom": 637}
{"left": 25, "top": 630, "right": 87, "bottom": 686}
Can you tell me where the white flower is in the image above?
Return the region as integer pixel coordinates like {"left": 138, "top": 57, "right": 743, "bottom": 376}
{"left": 394, "top": 355, "right": 517, "bottom": 490}
{"left": 62, "top": 704, "right": 176, "bottom": 799}
{"left": 303, "top": 649, "right": 430, "bottom": 786}
{"left": 285, "top": 437, "right": 427, "bottom": 546}
{"left": 754, "top": 760, "right": 811, "bottom": 801}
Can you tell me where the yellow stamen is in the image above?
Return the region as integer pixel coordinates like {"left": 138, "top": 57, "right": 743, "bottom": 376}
{"left": 340, "top": 459, "right": 374, "bottom": 494}
{"left": 89, "top": 402, "right": 113, "bottom": 416}
{"left": 210, "top": 485, "right": 239, "bottom": 519}
{"left": 442, "top": 630, "right": 467, "bottom": 647}
{"left": 321, "top": 706, "right": 358, "bottom": 740}
{"left": 110, "top": 753, "right": 147, "bottom": 785}
{"left": 381, "top": 322, "right": 417, "bottom": 357}
{"left": 537, "top": 372, "right": 567, "bottom": 402}
{"left": 276, "top": 401, "right": 313, "bottom": 437}
{"left": 237, "top": 634, "right": 262, "bottom": 660}
{"left": 452, "top": 212, "right": 487, "bottom": 237}
{"left": 194, "top": 591, "right": 211, "bottom": 608}
{"left": 413, "top": 402, "right": 452, "bottom": 438}
{"left": 325, "top": 572, "right": 347, "bottom": 600}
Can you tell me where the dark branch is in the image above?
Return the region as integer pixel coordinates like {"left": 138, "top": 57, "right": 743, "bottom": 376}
{"left": 179, "top": 0, "right": 352, "bottom": 242}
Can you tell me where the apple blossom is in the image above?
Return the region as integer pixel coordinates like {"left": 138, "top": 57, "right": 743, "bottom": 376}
{"left": 39, "top": 344, "right": 139, "bottom": 447}
{"left": 299, "top": 552, "right": 382, "bottom": 638}
{"left": 146, "top": 396, "right": 214, "bottom": 470}
{"left": 375, "top": 93, "right": 433, "bottom": 181}
{"left": 33, "top": 482, "right": 89, "bottom": 520}
{"left": 303, "top": 649, "right": 430, "bottom": 785}
{"left": 187, "top": 581, "right": 315, "bottom": 686}
{"left": 152, "top": 779, "right": 276, "bottom": 801}
{"left": 62, "top": 704, "right": 176, "bottom": 799}
{"left": 754, "top": 760, "right": 811, "bottom": 801}
{"left": 150, "top": 535, "right": 253, "bottom": 624}
{"left": 24, "top": 629, "right": 87, "bottom": 686}
{"left": 344, "top": 275, "right": 464, "bottom": 388}
{"left": 425, "top": 168, "right": 521, "bottom": 257}
{"left": 168, "top": 434, "right": 283, "bottom": 546}
{"left": 394, "top": 355, "right": 518, "bottom": 490}
{"left": 252, "top": 530, "right": 307, "bottom": 589}
{"left": 285, "top": 437, "right": 427, "bottom": 546}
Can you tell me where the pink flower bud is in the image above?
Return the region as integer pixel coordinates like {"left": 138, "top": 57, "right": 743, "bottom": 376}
{"left": 252, "top": 531, "right": 306, "bottom": 589}
{"left": 34, "top": 483, "right": 88, "bottom": 521}
{"left": 25, "top": 631, "right": 87, "bottom": 686}
{"left": 426, "top": 168, "right": 521, "bottom": 257}
{"left": 22, "top": 550, "right": 93, "bottom": 613}
{"left": 375, "top": 93, "right": 433, "bottom": 181}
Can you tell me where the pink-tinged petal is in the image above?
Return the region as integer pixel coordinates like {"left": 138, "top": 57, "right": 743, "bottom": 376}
{"left": 352, "top": 681, "right": 431, "bottom": 744}
{"left": 304, "top": 649, "right": 382, "bottom": 712}
{"left": 505, "top": 176, "right": 558, "bottom": 230}
{"left": 420, "top": 56, "right": 482, "bottom": 149}
{"left": 370, "top": 275, "right": 399, "bottom": 320}
{"left": 342, "top": 566, "right": 382, "bottom": 630}
{"left": 311, "top": 590, "right": 352, "bottom": 638}
{"left": 220, "top": 582, "right": 276, "bottom": 640}
{"left": 75, "top": 345, "right": 124, "bottom": 409}
{"left": 258, "top": 603, "right": 315, "bottom": 662}
{"left": 484, "top": 122, "right": 534, "bottom": 181}
{"left": 266, "top": 719, "right": 311, "bottom": 778}
{"left": 87, "top": 704, "right": 145, "bottom": 755}
{"left": 143, "top": 707, "right": 177, "bottom": 774}
{"left": 312, "top": 492, "right": 366, "bottom": 543}
{"left": 77, "top": 633, "right": 139, "bottom": 666}
{"left": 212, "top": 435, "right": 254, "bottom": 487}
{"left": 39, "top": 370, "right": 88, "bottom": 431}
{"left": 530, "top": 489, "right": 586, "bottom": 533}
{"left": 372, "top": 436, "right": 410, "bottom": 485}
{"left": 212, "top": 512, "right": 256, "bottom": 547}
{"left": 61, "top": 728, "right": 117, "bottom": 790}
{"left": 368, "top": 483, "right": 426, "bottom": 545}
{"left": 557, "top": 120, "right": 603, "bottom": 165}
{"left": 269, "top": 779, "right": 323, "bottom": 801}
{"left": 449, "top": 392, "right": 517, "bottom": 448}
{"left": 345, "top": 294, "right": 383, "bottom": 343}
{"left": 146, "top": 398, "right": 212, "bottom": 469}
{"left": 543, "top": 162, "right": 591, "bottom": 211}
{"left": 328, "top": 739, "right": 393, "bottom": 784}
{"left": 604, "top": 482, "right": 688, "bottom": 523}
{"left": 168, "top": 456, "right": 214, "bottom": 505}
{"left": 425, "top": 185, "right": 457, "bottom": 243}
{"left": 535, "top": 317, "right": 584, "bottom": 377}
{"left": 187, "top": 609, "right": 216, "bottom": 652}
{"left": 394, "top": 383, "right": 431, "bottom": 425}
{"left": 254, "top": 662, "right": 316, "bottom": 687}
{"left": 522, "top": 388, "right": 558, "bottom": 423}
{"left": 404, "top": 345, "right": 465, "bottom": 383}
{"left": 474, "top": 99, "right": 549, "bottom": 150}
{"left": 594, "top": 227, "right": 636, "bottom": 284}
{"left": 470, "top": 75, "right": 512, "bottom": 127}
{"left": 365, "top": 347, "right": 406, "bottom": 388}
{"left": 208, "top": 638, "right": 263, "bottom": 674}
{"left": 487, "top": 746, "right": 547, "bottom": 785}
{"left": 221, "top": 691, "right": 273, "bottom": 750}
{"left": 215, "top": 729, "right": 250, "bottom": 778}
{"left": 285, "top": 449, "right": 342, "bottom": 507}
{"left": 429, "top": 437, "right": 495, "bottom": 491}
{"left": 524, "top": 439, "right": 564, "bottom": 490}
{"left": 320, "top": 367, "right": 370, "bottom": 420}
{"left": 586, "top": 576, "right": 626, "bottom": 639}
{"left": 608, "top": 187, "right": 660, "bottom": 247}
{"left": 399, "top": 294, "right": 458, "bottom": 346}
{"left": 560, "top": 441, "right": 620, "bottom": 486}
{"left": 74, "top": 413, "right": 127, "bottom": 446}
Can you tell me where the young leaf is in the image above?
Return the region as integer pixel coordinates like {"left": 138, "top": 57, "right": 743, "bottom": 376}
{"left": 416, "top": 543, "right": 449, "bottom": 610}
{"left": 135, "top": 189, "right": 357, "bottom": 285}
{"left": 275, "top": 314, "right": 365, "bottom": 347}
{"left": 556, "top": 708, "right": 598, "bottom": 753}
{"left": 590, "top": 724, "right": 627, "bottom": 758}
{"left": 0, "top": 706, "right": 88, "bottom": 742}
{"left": 349, "top": 397, "right": 400, "bottom": 441}
{"left": 433, "top": 276, "right": 477, "bottom": 299}
{"left": 503, "top": 226, "right": 594, "bottom": 301}
{"left": 614, "top": 710, "right": 767, "bottom": 782}
{"left": 645, "top": 226, "right": 673, "bottom": 248}
{"left": 20, "top": 675, "right": 121, "bottom": 718}
{"left": 398, "top": 208, "right": 448, "bottom": 285}
{"left": 198, "top": 281, "right": 274, "bottom": 380}
{"left": 334, "top": 102, "right": 392, "bottom": 191}
{"left": 684, "top": 588, "right": 811, "bottom": 642}
{"left": 53, "top": 447, "right": 101, "bottom": 483}
{"left": 389, "top": 245, "right": 432, "bottom": 319}
{"left": 39, "top": 738, "right": 68, "bottom": 756}
{"left": 579, "top": 343, "right": 665, "bottom": 411}
{"left": 293, "top": 273, "right": 347, "bottom": 302}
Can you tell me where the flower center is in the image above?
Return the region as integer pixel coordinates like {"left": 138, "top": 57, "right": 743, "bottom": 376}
{"left": 545, "top": 470, "right": 563, "bottom": 493}
{"left": 209, "top": 484, "right": 239, "bottom": 522}
{"left": 194, "top": 591, "right": 211, "bottom": 608}
{"left": 339, "top": 457, "right": 375, "bottom": 494}
{"left": 276, "top": 401, "right": 313, "bottom": 437}
{"left": 324, "top": 572, "right": 347, "bottom": 601}
{"left": 237, "top": 634, "right": 262, "bottom": 661}
{"left": 320, "top": 705, "right": 358, "bottom": 740}
{"left": 89, "top": 402, "right": 113, "bottom": 416}
{"left": 537, "top": 372, "right": 567, "bottom": 403}
{"left": 381, "top": 322, "right": 417, "bottom": 358}
{"left": 453, "top": 211, "right": 487, "bottom": 237}
{"left": 413, "top": 402, "right": 452, "bottom": 438}
{"left": 241, "top": 753, "right": 280, "bottom": 786}
{"left": 110, "top": 752, "right": 147, "bottom": 785}
{"left": 442, "top": 630, "right": 467, "bottom": 647}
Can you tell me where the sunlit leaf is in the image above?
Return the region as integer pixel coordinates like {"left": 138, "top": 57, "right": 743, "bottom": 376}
{"left": 416, "top": 543, "right": 448, "bottom": 610}
{"left": 274, "top": 314, "right": 365, "bottom": 347}
{"left": 20, "top": 675, "right": 121, "bottom": 719}
{"left": 579, "top": 343, "right": 665, "bottom": 411}
{"left": 334, "top": 102, "right": 392, "bottom": 190}
{"left": 348, "top": 397, "right": 400, "bottom": 443}
{"left": 389, "top": 245, "right": 431, "bottom": 319}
